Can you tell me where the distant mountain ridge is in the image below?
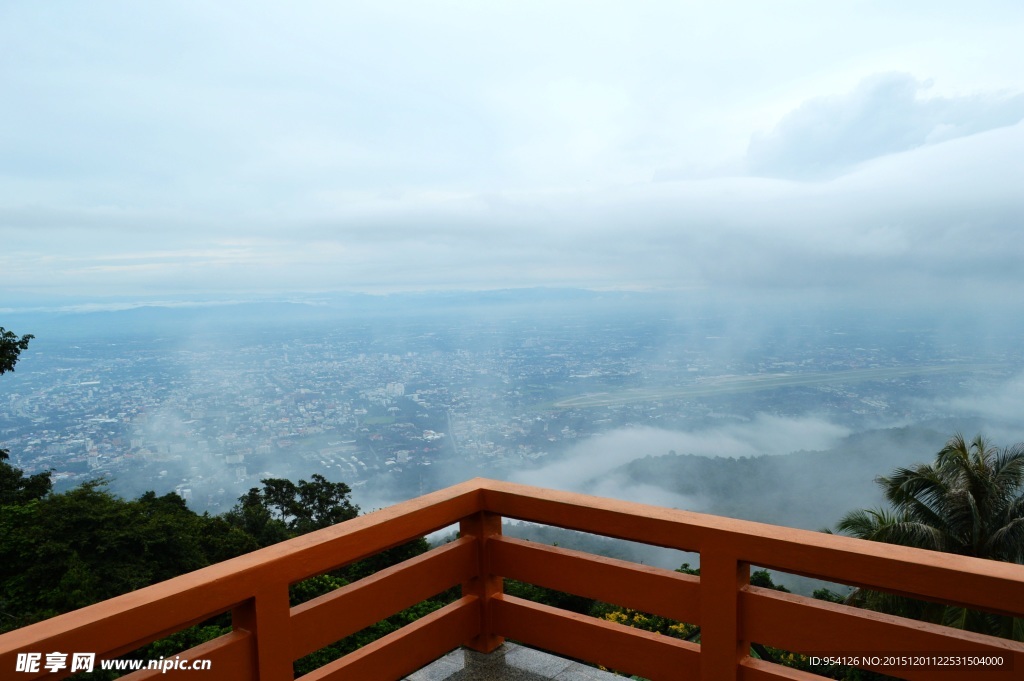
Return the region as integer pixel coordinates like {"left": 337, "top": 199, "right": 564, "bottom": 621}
{"left": 3, "top": 288, "right": 658, "bottom": 338}
{"left": 612, "top": 421, "right": 986, "bottom": 531}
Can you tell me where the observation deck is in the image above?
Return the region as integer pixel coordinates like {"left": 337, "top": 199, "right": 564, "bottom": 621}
{"left": 1, "top": 478, "right": 1022, "bottom": 680}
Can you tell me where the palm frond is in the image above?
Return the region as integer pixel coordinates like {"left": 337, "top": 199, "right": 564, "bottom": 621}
{"left": 986, "top": 517, "right": 1024, "bottom": 563}
{"left": 878, "top": 520, "right": 947, "bottom": 551}
{"left": 828, "top": 432, "right": 1024, "bottom": 642}
{"left": 1012, "top": 617, "right": 1024, "bottom": 643}
{"left": 834, "top": 507, "right": 902, "bottom": 540}
{"left": 879, "top": 464, "right": 950, "bottom": 517}
{"left": 833, "top": 508, "right": 946, "bottom": 551}
{"left": 992, "top": 444, "right": 1024, "bottom": 501}
{"left": 943, "top": 606, "right": 1007, "bottom": 638}
{"left": 936, "top": 432, "right": 970, "bottom": 471}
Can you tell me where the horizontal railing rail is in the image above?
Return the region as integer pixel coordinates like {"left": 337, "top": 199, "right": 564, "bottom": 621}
{"left": 0, "top": 480, "right": 485, "bottom": 681}
{"left": 1, "top": 478, "right": 1022, "bottom": 681}
{"left": 479, "top": 480, "right": 1024, "bottom": 680}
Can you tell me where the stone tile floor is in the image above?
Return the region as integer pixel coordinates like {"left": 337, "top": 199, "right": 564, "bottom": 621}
{"left": 402, "top": 642, "right": 622, "bottom": 681}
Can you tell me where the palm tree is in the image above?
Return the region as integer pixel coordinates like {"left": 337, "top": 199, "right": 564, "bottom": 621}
{"left": 830, "top": 433, "right": 1024, "bottom": 640}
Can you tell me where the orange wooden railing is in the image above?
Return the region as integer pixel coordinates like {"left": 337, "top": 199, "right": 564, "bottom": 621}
{"left": 1, "top": 478, "right": 1023, "bottom": 681}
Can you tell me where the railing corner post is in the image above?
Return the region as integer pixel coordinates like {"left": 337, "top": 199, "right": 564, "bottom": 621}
{"left": 699, "top": 552, "right": 750, "bottom": 681}
{"left": 460, "top": 511, "right": 504, "bottom": 653}
{"left": 232, "top": 586, "right": 294, "bottom": 681}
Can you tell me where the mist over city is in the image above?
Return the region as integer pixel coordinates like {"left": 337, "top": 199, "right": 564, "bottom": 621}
{"left": 3, "top": 1, "right": 1024, "bottom": 585}
{"left": 3, "top": 294, "right": 1023, "bottom": 575}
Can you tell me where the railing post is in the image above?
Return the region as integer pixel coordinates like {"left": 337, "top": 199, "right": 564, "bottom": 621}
{"left": 460, "top": 511, "right": 504, "bottom": 653}
{"left": 699, "top": 551, "right": 750, "bottom": 681}
{"left": 232, "top": 585, "right": 294, "bottom": 681}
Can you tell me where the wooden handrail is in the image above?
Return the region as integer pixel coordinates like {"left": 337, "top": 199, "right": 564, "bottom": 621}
{"left": 0, "top": 477, "right": 1022, "bottom": 681}
{"left": 0, "top": 480, "right": 483, "bottom": 680}
{"left": 477, "top": 478, "right": 1024, "bottom": 680}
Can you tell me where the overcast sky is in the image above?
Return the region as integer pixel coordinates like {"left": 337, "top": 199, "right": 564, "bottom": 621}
{"left": 2, "top": 2, "right": 1022, "bottom": 306}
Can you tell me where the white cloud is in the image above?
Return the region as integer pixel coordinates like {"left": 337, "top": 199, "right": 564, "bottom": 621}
{"left": 941, "top": 374, "right": 1024, "bottom": 444}
{"left": 510, "top": 416, "right": 851, "bottom": 504}
{"left": 747, "top": 73, "right": 1024, "bottom": 179}
{"left": 2, "top": 3, "right": 1023, "bottom": 303}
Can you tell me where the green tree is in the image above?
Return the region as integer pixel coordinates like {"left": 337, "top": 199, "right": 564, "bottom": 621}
{"left": 0, "top": 457, "right": 52, "bottom": 505}
{"left": 0, "top": 327, "right": 51, "bottom": 502}
{"left": 830, "top": 433, "right": 1024, "bottom": 639}
{"left": 226, "top": 474, "right": 359, "bottom": 541}
{"left": 222, "top": 486, "right": 291, "bottom": 547}
{"left": 0, "top": 482, "right": 258, "bottom": 632}
{"left": 0, "top": 326, "right": 33, "bottom": 377}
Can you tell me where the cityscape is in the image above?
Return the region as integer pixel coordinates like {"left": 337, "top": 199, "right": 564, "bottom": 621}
{"left": 2, "top": 296, "right": 1018, "bottom": 517}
